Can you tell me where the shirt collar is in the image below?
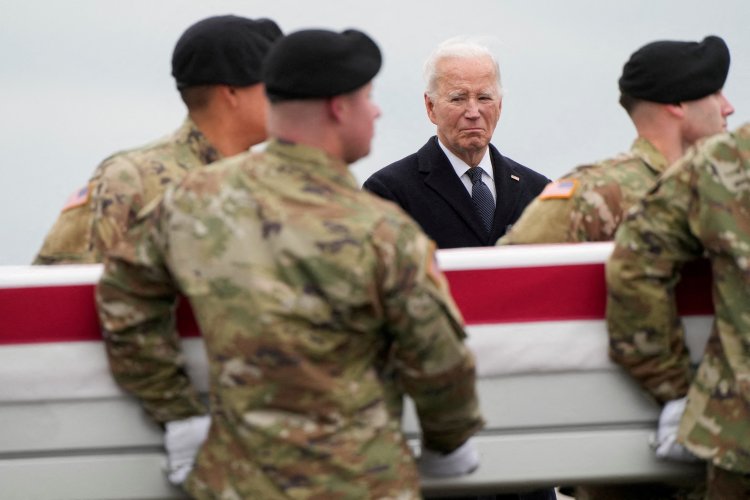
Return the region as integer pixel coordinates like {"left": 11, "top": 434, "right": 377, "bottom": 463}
{"left": 436, "top": 137, "right": 494, "bottom": 181}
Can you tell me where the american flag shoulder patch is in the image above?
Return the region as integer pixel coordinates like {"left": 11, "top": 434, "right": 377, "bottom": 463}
{"left": 61, "top": 184, "right": 91, "bottom": 212}
{"left": 539, "top": 179, "right": 578, "bottom": 200}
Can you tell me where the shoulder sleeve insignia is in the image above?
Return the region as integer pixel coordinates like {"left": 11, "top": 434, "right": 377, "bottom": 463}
{"left": 538, "top": 179, "right": 578, "bottom": 200}
{"left": 61, "top": 184, "right": 91, "bottom": 212}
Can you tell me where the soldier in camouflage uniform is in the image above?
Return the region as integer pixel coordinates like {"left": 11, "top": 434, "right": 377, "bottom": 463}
{"left": 97, "top": 28, "right": 484, "bottom": 499}
{"left": 607, "top": 122, "right": 750, "bottom": 498}
{"left": 500, "top": 36, "right": 734, "bottom": 245}
{"left": 500, "top": 37, "right": 733, "bottom": 500}
{"left": 33, "top": 15, "right": 282, "bottom": 264}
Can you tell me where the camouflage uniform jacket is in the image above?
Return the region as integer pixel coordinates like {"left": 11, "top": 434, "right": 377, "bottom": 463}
{"left": 33, "top": 117, "right": 220, "bottom": 264}
{"left": 97, "top": 139, "right": 484, "bottom": 499}
{"left": 607, "top": 123, "right": 750, "bottom": 473}
{"left": 499, "top": 138, "right": 669, "bottom": 244}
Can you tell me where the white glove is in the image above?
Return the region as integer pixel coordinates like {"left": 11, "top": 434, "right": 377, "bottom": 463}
{"left": 164, "top": 415, "right": 211, "bottom": 485}
{"left": 650, "top": 398, "right": 701, "bottom": 463}
{"left": 417, "top": 438, "right": 480, "bottom": 477}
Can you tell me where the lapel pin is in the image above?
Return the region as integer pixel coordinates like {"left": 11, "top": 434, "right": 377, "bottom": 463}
{"left": 510, "top": 174, "right": 520, "bottom": 182}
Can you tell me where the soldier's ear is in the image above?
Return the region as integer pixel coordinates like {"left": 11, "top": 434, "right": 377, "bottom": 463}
{"left": 326, "top": 95, "right": 346, "bottom": 123}
{"left": 217, "top": 85, "right": 242, "bottom": 109}
{"left": 664, "top": 102, "right": 686, "bottom": 120}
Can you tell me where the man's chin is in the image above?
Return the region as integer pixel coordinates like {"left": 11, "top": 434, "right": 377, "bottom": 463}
{"left": 458, "top": 138, "right": 490, "bottom": 151}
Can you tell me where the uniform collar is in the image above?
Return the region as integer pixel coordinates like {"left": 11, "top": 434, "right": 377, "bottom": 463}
{"left": 265, "top": 139, "right": 358, "bottom": 190}
{"left": 631, "top": 137, "right": 670, "bottom": 175}
{"left": 177, "top": 117, "right": 222, "bottom": 166}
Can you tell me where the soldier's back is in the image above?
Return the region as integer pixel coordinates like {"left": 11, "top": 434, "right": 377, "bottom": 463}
{"left": 162, "top": 140, "right": 424, "bottom": 499}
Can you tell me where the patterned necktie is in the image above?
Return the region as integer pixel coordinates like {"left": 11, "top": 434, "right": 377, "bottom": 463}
{"left": 467, "top": 167, "right": 495, "bottom": 233}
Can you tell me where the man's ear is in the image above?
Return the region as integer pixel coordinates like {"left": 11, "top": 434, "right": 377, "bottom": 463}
{"left": 326, "top": 95, "right": 347, "bottom": 122}
{"left": 424, "top": 93, "right": 438, "bottom": 125}
{"left": 216, "top": 85, "right": 237, "bottom": 107}
{"left": 664, "top": 102, "right": 686, "bottom": 119}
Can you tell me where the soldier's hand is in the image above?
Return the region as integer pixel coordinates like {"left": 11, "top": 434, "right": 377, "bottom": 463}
{"left": 164, "top": 414, "right": 211, "bottom": 485}
{"left": 650, "top": 398, "right": 701, "bottom": 463}
{"left": 417, "top": 438, "right": 480, "bottom": 477}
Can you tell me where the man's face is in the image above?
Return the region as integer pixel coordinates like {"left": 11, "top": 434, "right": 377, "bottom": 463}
{"left": 681, "top": 90, "right": 734, "bottom": 145}
{"left": 340, "top": 82, "right": 381, "bottom": 164}
{"left": 425, "top": 56, "right": 502, "bottom": 164}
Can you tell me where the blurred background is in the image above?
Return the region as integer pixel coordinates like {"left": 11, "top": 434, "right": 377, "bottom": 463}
{"left": 2, "top": 0, "right": 748, "bottom": 264}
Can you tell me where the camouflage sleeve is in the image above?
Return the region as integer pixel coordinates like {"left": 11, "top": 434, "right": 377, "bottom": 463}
{"left": 499, "top": 176, "right": 620, "bottom": 244}
{"left": 372, "top": 216, "right": 484, "bottom": 453}
{"left": 606, "top": 163, "right": 703, "bottom": 404}
{"left": 686, "top": 128, "right": 750, "bottom": 405}
{"left": 91, "top": 155, "right": 145, "bottom": 256}
{"left": 570, "top": 181, "right": 629, "bottom": 242}
{"left": 96, "top": 199, "right": 205, "bottom": 423}
{"left": 32, "top": 191, "right": 98, "bottom": 264}
{"left": 498, "top": 196, "right": 578, "bottom": 244}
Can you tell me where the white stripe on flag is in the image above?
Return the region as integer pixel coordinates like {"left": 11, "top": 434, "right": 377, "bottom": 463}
{"left": 0, "top": 316, "right": 712, "bottom": 402}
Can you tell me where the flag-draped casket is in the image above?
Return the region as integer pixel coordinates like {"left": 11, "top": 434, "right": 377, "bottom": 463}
{"left": 0, "top": 243, "right": 708, "bottom": 499}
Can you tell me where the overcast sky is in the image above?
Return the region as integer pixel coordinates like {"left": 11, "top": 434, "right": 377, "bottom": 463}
{"left": 2, "top": 0, "right": 749, "bottom": 264}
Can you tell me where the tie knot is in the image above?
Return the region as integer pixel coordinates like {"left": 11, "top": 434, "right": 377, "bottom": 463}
{"left": 467, "top": 167, "right": 484, "bottom": 184}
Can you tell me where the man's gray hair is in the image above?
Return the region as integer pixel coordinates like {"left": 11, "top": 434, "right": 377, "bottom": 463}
{"left": 423, "top": 36, "right": 503, "bottom": 100}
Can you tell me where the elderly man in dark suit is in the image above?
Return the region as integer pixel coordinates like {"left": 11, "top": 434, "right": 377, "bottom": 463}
{"left": 364, "top": 37, "right": 555, "bottom": 500}
{"left": 364, "top": 36, "right": 549, "bottom": 249}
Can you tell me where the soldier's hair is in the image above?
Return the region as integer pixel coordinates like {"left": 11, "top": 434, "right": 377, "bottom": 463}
{"left": 619, "top": 92, "right": 644, "bottom": 115}
{"left": 423, "top": 37, "right": 503, "bottom": 101}
{"left": 179, "top": 85, "right": 214, "bottom": 111}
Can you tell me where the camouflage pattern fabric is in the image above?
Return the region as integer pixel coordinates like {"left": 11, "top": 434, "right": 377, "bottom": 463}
{"left": 33, "top": 118, "right": 220, "bottom": 264}
{"left": 607, "top": 123, "right": 750, "bottom": 474}
{"left": 97, "top": 139, "right": 484, "bottom": 499}
{"left": 500, "top": 139, "right": 694, "bottom": 499}
{"left": 499, "top": 138, "right": 669, "bottom": 244}
{"left": 32, "top": 182, "right": 99, "bottom": 264}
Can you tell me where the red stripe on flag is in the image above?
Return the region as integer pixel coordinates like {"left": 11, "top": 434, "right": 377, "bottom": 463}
{"left": 0, "top": 260, "right": 713, "bottom": 345}
{"left": 176, "top": 300, "right": 201, "bottom": 338}
{"left": 0, "top": 285, "right": 99, "bottom": 344}
{"left": 444, "top": 264, "right": 607, "bottom": 324}
{"left": 444, "top": 259, "right": 713, "bottom": 325}
{"left": 0, "top": 286, "right": 201, "bottom": 345}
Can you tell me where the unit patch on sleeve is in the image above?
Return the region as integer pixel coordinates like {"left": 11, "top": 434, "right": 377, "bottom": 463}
{"left": 539, "top": 179, "right": 578, "bottom": 200}
{"left": 61, "top": 184, "right": 91, "bottom": 212}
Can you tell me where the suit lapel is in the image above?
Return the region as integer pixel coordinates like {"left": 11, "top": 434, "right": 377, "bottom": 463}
{"left": 489, "top": 145, "right": 522, "bottom": 242}
{"left": 419, "top": 137, "right": 490, "bottom": 242}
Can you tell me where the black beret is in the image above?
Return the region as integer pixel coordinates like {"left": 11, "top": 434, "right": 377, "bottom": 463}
{"left": 263, "top": 29, "right": 382, "bottom": 101}
{"left": 619, "top": 35, "right": 730, "bottom": 103}
{"left": 172, "top": 15, "right": 282, "bottom": 89}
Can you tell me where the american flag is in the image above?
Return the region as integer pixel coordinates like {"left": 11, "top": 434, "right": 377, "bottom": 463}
{"left": 539, "top": 179, "right": 578, "bottom": 200}
{"left": 61, "top": 184, "right": 90, "bottom": 211}
{"left": 0, "top": 243, "right": 713, "bottom": 401}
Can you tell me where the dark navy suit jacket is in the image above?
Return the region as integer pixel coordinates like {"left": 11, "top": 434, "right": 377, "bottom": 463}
{"left": 364, "top": 136, "right": 550, "bottom": 249}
